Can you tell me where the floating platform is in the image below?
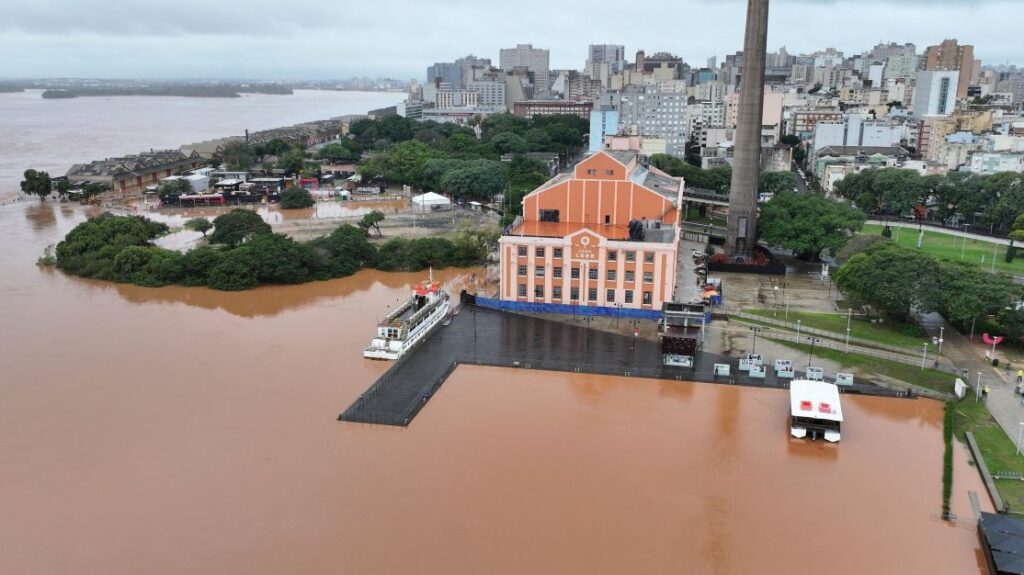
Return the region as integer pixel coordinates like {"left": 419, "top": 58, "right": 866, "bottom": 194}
{"left": 339, "top": 304, "right": 910, "bottom": 427}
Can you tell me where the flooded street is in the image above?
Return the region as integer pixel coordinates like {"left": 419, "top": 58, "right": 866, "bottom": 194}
{"left": 0, "top": 201, "right": 992, "bottom": 574}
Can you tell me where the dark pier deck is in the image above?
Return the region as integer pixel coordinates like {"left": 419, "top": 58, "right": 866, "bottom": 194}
{"left": 339, "top": 304, "right": 912, "bottom": 426}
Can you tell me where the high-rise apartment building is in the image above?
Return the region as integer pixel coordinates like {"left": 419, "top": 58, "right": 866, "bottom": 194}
{"left": 922, "top": 39, "right": 975, "bottom": 99}
{"left": 914, "top": 70, "right": 959, "bottom": 117}
{"left": 586, "top": 44, "right": 625, "bottom": 86}
{"left": 500, "top": 44, "right": 551, "bottom": 96}
{"left": 426, "top": 62, "right": 461, "bottom": 88}
{"left": 618, "top": 85, "right": 689, "bottom": 156}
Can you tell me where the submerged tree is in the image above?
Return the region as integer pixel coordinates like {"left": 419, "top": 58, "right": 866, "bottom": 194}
{"left": 20, "top": 169, "right": 52, "bottom": 201}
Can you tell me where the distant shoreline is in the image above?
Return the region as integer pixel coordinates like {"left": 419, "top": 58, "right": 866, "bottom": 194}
{"left": 40, "top": 85, "right": 293, "bottom": 99}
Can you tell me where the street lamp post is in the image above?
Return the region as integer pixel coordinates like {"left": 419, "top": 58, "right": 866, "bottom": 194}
{"left": 938, "top": 326, "right": 944, "bottom": 357}
{"left": 845, "top": 328, "right": 851, "bottom": 354}
{"left": 796, "top": 320, "right": 802, "bottom": 339}
{"left": 785, "top": 295, "right": 790, "bottom": 320}
{"left": 920, "top": 343, "right": 928, "bottom": 370}
{"left": 808, "top": 337, "right": 820, "bottom": 369}
{"left": 977, "top": 372, "right": 983, "bottom": 402}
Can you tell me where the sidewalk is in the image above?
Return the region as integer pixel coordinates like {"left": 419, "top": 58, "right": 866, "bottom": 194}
{"left": 918, "top": 311, "right": 1022, "bottom": 445}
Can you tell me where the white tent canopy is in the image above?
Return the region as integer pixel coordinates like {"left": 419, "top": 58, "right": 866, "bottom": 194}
{"left": 411, "top": 192, "right": 451, "bottom": 211}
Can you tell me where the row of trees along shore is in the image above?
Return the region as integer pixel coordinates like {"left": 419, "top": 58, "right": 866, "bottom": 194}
{"left": 52, "top": 210, "right": 496, "bottom": 291}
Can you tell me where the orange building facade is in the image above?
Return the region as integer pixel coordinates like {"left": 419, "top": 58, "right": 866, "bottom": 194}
{"left": 499, "top": 150, "right": 684, "bottom": 311}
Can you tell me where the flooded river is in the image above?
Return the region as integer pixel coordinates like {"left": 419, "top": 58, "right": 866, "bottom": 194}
{"left": 0, "top": 201, "right": 992, "bottom": 574}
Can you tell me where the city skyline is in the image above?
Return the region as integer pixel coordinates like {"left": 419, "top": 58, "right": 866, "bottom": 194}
{"left": 0, "top": 0, "right": 1022, "bottom": 80}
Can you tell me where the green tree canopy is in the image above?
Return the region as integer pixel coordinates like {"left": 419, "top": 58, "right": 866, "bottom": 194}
{"left": 280, "top": 187, "right": 315, "bottom": 209}
{"left": 20, "top": 169, "right": 52, "bottom": 201}
{"left": 221, "top": 141, "right": 255, "bottom": 170}
{"left": 316, "top": 143, "right": 353, "bottom": 162}
{"left": 759, "top": 171, "right": 796, "bottom": 196}
{"left": 358, "top": 210, "right": 386, "bottom": 237}
{"left": 438, "top": 161, "right": 509, "bottom": 202}
{"left": 184, "top": 218, "right": 213, "bottom": 237}
{"left": 835, "top": 242, "right": 943, "bottom": 321}
{"left": 209, "top": 209, "right": 272, "bottom": 247}
{"left": 937, "top": 260, "right": 1017, "bottom": 329}
{"left": 757, "top": 192, "right": 865, "bottom": 261}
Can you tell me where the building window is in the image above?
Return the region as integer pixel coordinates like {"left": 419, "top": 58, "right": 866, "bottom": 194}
{"left": 625, "top": 271, "right": 635, "bottom": 282}
{"left": 607, "top": 269, "right": 616, "bottom": 281}
{"left": 536, "top": 247, "right": 545, "bottom": 258}
{"left": 535, "top": 285, "right": 544, "bottom": 298}
{"left": 571, "top": 267, "right": 580, "bottom": 279}
{"left": 643, "top": 291, "right": 653, "bottom": 305}
{"left": 588, "top": 268, "right": 598, "bottom": 280}
{"left": 518, "top": 265, "right": 527, "bottom": 277}
{"left": 518, "top": 284, "right": 527, "bottom": 297}
{"left": 553, "top": 248, "right": 563, "bottom": 258}
{"left": 553, "top": 286, "right": 562, "bottom": 299}
{"left": 536, "top": 266, "right": 545, "bottom": 277}
{"left": 586, "top": 169, "right": 597, "bottom": 176}
{"left": 625, "top": 290, "right": 634, "bottom": 303}
{"left": 644, "top": 252, "right": 655, "bottom": 263}
{"left": 571, "top": 287, "right": 580, "bottom": 300}
{"left": 518, "top": 246, "right": 527, "bottom": 257}
{"left": 604, "top": 169, "right": 614, "bottom": 176}
{"left": 626, "top": 251, "right": 636, "bottom": 262}
{"left": 643, "top": 272, "right": 653, "bottom": 284}
{"left": 540, "top": 209, "right": 560, "bottom": 222}
{"left": 554, "top": 267, "right": 563, "bottom": 279}
{"left": 588, "top": 288, "right": 598, "bottom": 301}
{"left": 606, "top": 289, "right": 615, "bottom": 302}
{"left": 608, "top": 251, "right": 617, "bottom": 262}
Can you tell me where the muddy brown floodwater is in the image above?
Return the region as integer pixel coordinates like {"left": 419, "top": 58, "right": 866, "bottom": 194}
{"left": 0, "top": 202, "right": 993, "bottom": 574}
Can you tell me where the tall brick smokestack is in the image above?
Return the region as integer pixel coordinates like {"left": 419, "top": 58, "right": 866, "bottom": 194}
{"left": 725, "top": 0, "right": 770, "bottom": 257}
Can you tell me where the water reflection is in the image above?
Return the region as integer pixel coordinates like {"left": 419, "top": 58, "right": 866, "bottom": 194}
{"left": 23, "top": 201, "right": 56, "bottom": 231}
{"left": 76, "top": 267, "right": 478, "bottom": 318}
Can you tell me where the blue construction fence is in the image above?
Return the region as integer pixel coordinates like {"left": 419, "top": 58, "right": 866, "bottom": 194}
{"left": 465, "top": 293, "right": 666, "bottom": 321}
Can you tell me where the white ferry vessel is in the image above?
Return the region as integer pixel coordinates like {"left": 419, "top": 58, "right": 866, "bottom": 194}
{"left": 363, "top": 274, "right": 451, "bottom": 361}
{"left": 789, "top": 379, "right": 843, "bottom": 443}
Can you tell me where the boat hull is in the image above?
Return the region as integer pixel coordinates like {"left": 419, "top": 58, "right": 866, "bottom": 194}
{"left": 362, "top": 297, "right": 450, "bottom": 361}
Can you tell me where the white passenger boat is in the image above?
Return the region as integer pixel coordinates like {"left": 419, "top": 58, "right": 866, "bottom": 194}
{"left": 363, "top": 273, "right": 451, "bottom": 361}
{"left": 789, "top": 379, "right": 843, "bottom": 443}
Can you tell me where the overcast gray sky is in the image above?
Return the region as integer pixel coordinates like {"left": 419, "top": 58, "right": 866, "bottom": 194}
{"left": 0, "top": 0, "right": 1020, "bottom": 80}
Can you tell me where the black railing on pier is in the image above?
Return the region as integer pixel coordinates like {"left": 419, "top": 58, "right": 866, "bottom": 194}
{"left": 338, "top": 304, "right": 919, "bottom": 427}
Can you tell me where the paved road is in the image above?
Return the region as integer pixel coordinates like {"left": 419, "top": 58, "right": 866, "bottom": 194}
{"left": 793, "top": 166, "right": 810, "bottom": 194}
{"left": 918, "top": 311, "right": 1023, "bottom": 452}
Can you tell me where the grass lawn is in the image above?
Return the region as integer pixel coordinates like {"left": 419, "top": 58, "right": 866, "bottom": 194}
{"left": 861, "top": 223, "right": 1022, "bottom": 274}
{"left": 951, "top": 398, "right": 1024, "bottom": 508}
{"left": 766, "top": 338, "right": 955, "bottom": 394}
{"left": 747, "top": 308, "right": 928, "bottom": 349}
